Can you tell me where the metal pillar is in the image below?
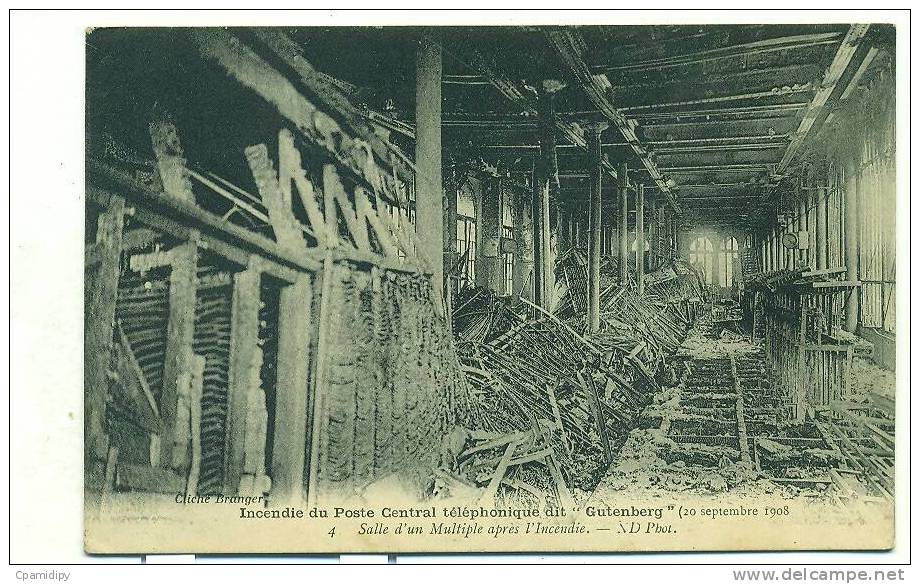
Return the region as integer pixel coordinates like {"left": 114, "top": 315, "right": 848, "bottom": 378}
{"left": 636, "top": 183, "right": 646, "bottom": 295}
{"left": 618, "top": 162, "right": 629, "bottom": 284}
{"left": 587, "top": 123, "right": 606, "bottom": 333}
{"left": 532, "top": 163, "right": 552, "bottom": 309}
{"left": 476, "top": 175, "right": 503, "bottom": 293}
{"left": 513, "top": 183, "right": 535, "bottom": 300}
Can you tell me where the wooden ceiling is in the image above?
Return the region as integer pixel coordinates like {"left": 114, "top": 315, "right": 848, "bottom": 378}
{"left": 288, "top": 23, "right": 894, "bottom": 229}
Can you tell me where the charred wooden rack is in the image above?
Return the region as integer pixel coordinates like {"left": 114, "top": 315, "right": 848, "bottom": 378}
{"left": 748, "top": 267, "right": 860, "bottom": 422}
{"left": 85, "top": 29, "right": 476, "bottom": 510}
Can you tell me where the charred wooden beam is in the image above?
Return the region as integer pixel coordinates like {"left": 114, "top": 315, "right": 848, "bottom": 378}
{"left": 619, "top": 86, "right": 814, "bottom": 113}
{"left": 646, "top": 134, "right": 791, "bottom": 146}
{"left": 225, "top": 261, "right": 262, "bottom": 494}
{"left": 161, "top": 240, "right": 198, "bottom": 473}
{"left": 629, "top": 102, "right": 805, "bottom": 120}
{"left": 661, "top": 164, "right": 773, "bottom": 173}
{"left": 595, "top": 31, "right": 844, "bottom": 74}
{"left": 271, "top": 273, "right": 313, "bottom": 505}
{"left": 654, "top": 143, "right": 787, "bottom": 154}
{"left": 777, "top": 24, "right": 873, "bottom": 174}
{"left": 85, "top": 197, "right": 125, "bottom": 492}
{"left": 611, "top": 62, "right": 825, "bottom": 94}
{"left": 642, "top": 114, "right": 798, "bottom": 128}
{"left": 250, "top": 30, "right": 416, "bottom": 184}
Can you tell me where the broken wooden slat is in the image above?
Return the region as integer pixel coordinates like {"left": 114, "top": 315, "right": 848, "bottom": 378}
{"left": 776, "top": 24, "right": 873, "bottom": 174}
{"left": 112, "top": 321, "right": 162, "bottom": 433}
{"left": 479, "top": 438, "right": 522, "bottom": 504}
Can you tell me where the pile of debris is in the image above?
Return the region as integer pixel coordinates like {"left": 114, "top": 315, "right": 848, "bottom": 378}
{"left": 454, "top": 297, "right": 655, "bottom": 494}
{"left": 556, "top": 251, "right": 706, "bottom": 375}
{"left": 442, "top": 256, "right": 705, "bottom": 506}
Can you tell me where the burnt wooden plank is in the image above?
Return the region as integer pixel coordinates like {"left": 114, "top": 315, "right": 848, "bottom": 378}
{"left": 85, "top": 196, "right": 125, "bottom": 480}
{"left": 160, "top": 240, "right": 198, "bottom": 471}
{"left": 270, "top": 273, "right": 314, "bottom": 505}
{"left": 224, "top": 260, "right": 263, "bottom": 494}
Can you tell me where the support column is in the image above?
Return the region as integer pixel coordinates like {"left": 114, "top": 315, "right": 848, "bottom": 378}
{"left": 672, "top": 213, "right": 680, "bottom": 259}
{"left": 760, "top": 236, "right": 766, "bottom": 272}
{"left": 844, "top": 160, "right": 860, "bottom": 332}
{"left": 714, "top": 231, "right": 724, "bottom": 288}
{"left": 225, "top": 261, "right": 262, "bottom": 495}
{"left": 646, "top": 193, "right": 658, "bottom": 270}
{"left": 161, "top": 240, "right": 198, "bottom": 472}
{"left": 535, "top": 83, "right": 562, "bottom": 308}
{"left": 774, "top": 228, "right": 781, "bottom": 270}
{"left": 271, "top": 273, "right": 313, "bottom": 505}
{"left": 532, "top": 163, "right": 552, "bottom": 309}
{"left": 766, "top": 233, "right": 772, "bottom": 271}
{"left": 415, "top": 39, "right": 444, "bottom": 294}
{"left": 636, "top": 184, "right": 646, "bottom": 295}
{"left": 816, "top": 162, "right": 828, "bottom": 270}
{"left": 540, "top": 80, "right": 564, "bottom": 238}
{"left": 618, "top": 162, "right": 629, "bottom": 284}
{"left": 587, "top": 123, "right": 606, "bottom": 333}
{"left": 513, "top": 184, "right": 535, "bottom": 300}
{"left": 476, "top": 175, "right": 502, "bottom": 292}
{"left": 808, "top": 176, "right": 817, "bottom": 269}
{"left": 797, "top": 193, "right": 807, "bottom": 269}
{"left": 85, "top": 197, "right": 125, "bottom": 492}
{"left": 444, "top": 169, "right": 458, "bottom": 315}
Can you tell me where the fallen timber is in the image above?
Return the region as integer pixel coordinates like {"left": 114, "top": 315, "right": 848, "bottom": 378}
{"left": 445, "top": 256, "right": 704, "bottom": 505}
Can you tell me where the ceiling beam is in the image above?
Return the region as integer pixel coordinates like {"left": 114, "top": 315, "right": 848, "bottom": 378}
{"left": 618, "top": 86, "right": 814, "bottom": 113}
{"left": 660, "top": 164, "right": 773, "bottom": 172}
{"left": 609, "top": 62, "right": 824, "bottom": 94}
{"left": 654, "top": 143, "right": 786, "bottom": 154}
{"left": 629, "top": 103, "right": 805, "bottom": 122}
{"left": 439, "top": 40, "right": 621, "bottom": 182}
{"left": 776, "top": 24, "right": 872, "bottom": 174}
{"left": 646, "top": 134, "right": 790, "bottom": 146}
{"left": 546, "top": 29, "right": 679, "bottom": 212}
{"left": 643, "top": 115, "right": 796, "bottom": 129}
{"left": 596, "top": 31, "right": 844, "bottom": 74}
{"left": 680, "top": 194, "right": 762, "bottom": 201}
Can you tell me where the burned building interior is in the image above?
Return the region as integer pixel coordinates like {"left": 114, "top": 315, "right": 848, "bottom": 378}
{"left": 85, "top": 24, "right": 896, "bottom": 516}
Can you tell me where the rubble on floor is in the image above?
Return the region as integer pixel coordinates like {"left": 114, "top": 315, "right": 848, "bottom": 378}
{"left": 444, "top": 256, "right": 705, "bottom": 506}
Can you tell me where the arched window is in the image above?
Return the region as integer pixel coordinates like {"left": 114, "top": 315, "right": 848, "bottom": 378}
{"left": 720, "top": 236, "right": 740, "bottom": 288}
{"left": 689, "top": 236, "right": 714, "bottom": 284}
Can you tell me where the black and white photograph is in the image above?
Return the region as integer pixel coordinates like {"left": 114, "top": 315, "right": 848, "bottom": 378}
{"left": 7, "top": 8, "right": 911, "bottom": 568}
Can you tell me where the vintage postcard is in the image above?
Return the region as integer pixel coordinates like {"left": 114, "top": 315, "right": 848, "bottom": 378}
{"left": 83, "top": 19, "right": 900, "bottom": 554}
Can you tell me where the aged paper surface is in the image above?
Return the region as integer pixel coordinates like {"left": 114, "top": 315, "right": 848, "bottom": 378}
{"left": 82, "top": 19, "right": 899, "bottom": 555}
